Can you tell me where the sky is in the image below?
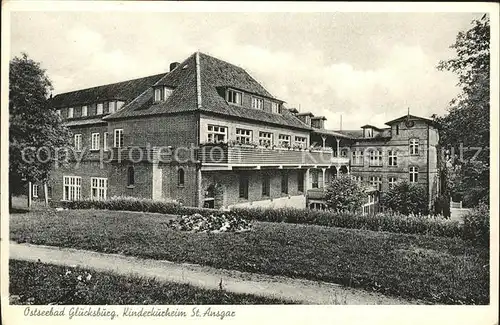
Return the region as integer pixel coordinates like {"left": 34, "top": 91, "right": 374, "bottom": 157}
{"left": 10, "top": 11, "right": 483, "bottom": 130}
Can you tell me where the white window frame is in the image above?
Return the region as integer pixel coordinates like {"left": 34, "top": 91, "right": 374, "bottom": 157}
{"left": 74, "top": 134, "right": 82, "bottom": 152}
{"left": 226, "top": 89, "right": 242, "bottom": 105}
{"left": 97, "top": 103, "right": 104, "bottom": 115}
{"left": 388, "top": 177, "right": 397, "bottom": 189}
{"left": 294, "top": 136, "right": 307, "bottom": 148}
{"left": 251, "top": 97, "right": 264, "bottom": 110}
{"left": 154, "top": 87, "right": 163, "bottom": 102}
{"left": 117, "top": 101, "right": 125, "bottom": 110}
{"left": 409, "top": 166, "right": 419, "bottom": 183}
{"left": 81, "top": 105, "right": 88, "bottom": 117}
{"left": 271, "top": 102, "right": 279, "bottom": 114}
{"left": 103, "top": 132, "right": 109, "bottom": 151}
{"left": 370, "top": 176, "right": 382, "bottom": 190}
{"left": 91, "top": 177, "right": 107, "bottom": 200}
{"left": 236, "top": 128, "right": 252, "bottom": 144}
{"left": 114, "top": 129, "right": 123, "bottom": 148}
{"left": 278, "top": 134, "right": 291, "bottom": 147}
{"left": 365, "top": 128, "right": 373, "bottom": 138}
{"left": 352, "top": 150, "right": 364, "bottom": 166}
{"left": 68, "top": 107, "right": 74, "bottom": 118}
{"left": 259, "top": 132, "right": 273, "bottom": 146}
{"left": 369, "top": 150, "right": 382, "bottom": 166}
{"left": 388, "top": 150, "right": 398, "bottom": 166}
{"left": 207, "top": 125, "right": 227, "bottom": 143}
{"left": 108, "top": 101, "right": 116, "bottom": 114}
{"left": 409, "top": 138, "right": 419, "bottom": 155}
{"left": 63, "top": 176, "right": 81, "bottom": 201}
{"left": 91, "top": 133, "right": 100, "bottom": 151}
{"left": 32, "top": 184, "right": 39, "bottom": 198}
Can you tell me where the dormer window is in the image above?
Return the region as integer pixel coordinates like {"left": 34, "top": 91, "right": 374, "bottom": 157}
{"left": 154, "top": 86, "right": 173, "bottom": 103}
{"left": 117, "top": 101, "right": 125, "bottom": 110}
{"left": 68, "top": 107, "right": 74, "bottom": 118}
{"left": 97, "top": 103, "right": 104, "bottom": 115}
{"left": 365, "top": 128, "right": 373, "bottom": 138}
{"left": 251, "top": 97, "right": 264, "bottom": 110}
{"left": 271, "top": 102, "right": 280, "bottom": 114}
{"left": 226, "top": 89, "right": 242, "bottom": 105}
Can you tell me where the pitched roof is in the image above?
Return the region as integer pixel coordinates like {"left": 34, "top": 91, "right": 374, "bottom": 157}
{"left": 105, "top": 52, "right": 310, "bottom": 130}
{"left": 360, "top": 124, "right": 384, "bottom": 130}
{"left": 311, "top": 127, "right": 353, "bottom": 139}
{"left": 385, "top": 114, "right": 438, "bottom": 127}
{"left": 334, "top": 128, "right": 392, "bottom": 140}
{"left": 49, "top": 73, "right": 165, "bottom": 108}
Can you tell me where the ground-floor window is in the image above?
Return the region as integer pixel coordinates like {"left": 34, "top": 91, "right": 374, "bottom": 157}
{"left": 369, "top": 176, "right": 382, "bottom": 190}
{"left": 239, "top": 173, "right": 249, "bottom": 199}
{"left": 297, "top": 170, "right": 305, "bottom": 192}
{"left": 63, "top": 176, "right": 81, "bottom": 201}
{"left": 409, "top": 166, "right": 419, "bottom": 183}
{"left": 388, "top": 177, "right": 397, "bottom": 189}
{"left": 262, "top": 174, "right": 270, "bottom": 196}
{"left": 281, "top": 171, "right": 289, "bottom": 194}
{"left": 91, "top": 177, "right": 107, "bottom": 200}
{"left": 32, "top": 184, "right": 39, "bottom": 198}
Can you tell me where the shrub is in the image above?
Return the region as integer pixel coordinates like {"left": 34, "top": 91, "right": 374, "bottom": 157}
{"left": 324, "top": 175, "right": 367, "bottom": 212}
{"left": 434, "top": 194, "right": 451, "bottom": 218}
{"left": 381, "top": 181, "right": 429, "bottom": 215}
{"left": 462, "top": 202, "right": 490, "bottom": 247}
{"left": 167, "top": 213, "right": 252, "bottom": 233}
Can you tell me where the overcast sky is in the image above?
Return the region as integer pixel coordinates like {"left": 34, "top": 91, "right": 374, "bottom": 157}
{"left": 10, "top": 11, "right": 482, "bottom": 130}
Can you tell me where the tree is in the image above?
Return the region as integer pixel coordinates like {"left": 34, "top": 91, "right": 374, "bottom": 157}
{"left": 324, "top": 175, "right": 367, "bottom": 212}
{"left": 9, "top": 53, "right": 70, "bottom": 208}
{"left": 436, "top": 15, "right": 490, "bottom": 207}
{"left": 381, "top": 181, "right": 429, "bottom": 215}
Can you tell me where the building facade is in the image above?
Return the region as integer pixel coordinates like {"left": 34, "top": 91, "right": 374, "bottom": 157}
{"left": 45, "top": 52, "right": 439, "bottom": 211}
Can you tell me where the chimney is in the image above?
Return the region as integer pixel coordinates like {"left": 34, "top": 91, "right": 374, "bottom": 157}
{"left": 169, "top": 62, "right": 180, "bottom": 71}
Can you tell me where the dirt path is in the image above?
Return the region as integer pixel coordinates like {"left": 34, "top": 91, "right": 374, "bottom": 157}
{"left": 10, "top": 242, "right": 419, "bottom": 305}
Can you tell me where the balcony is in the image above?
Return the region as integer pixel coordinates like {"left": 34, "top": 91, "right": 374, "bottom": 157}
{"left": 199, "top": 144, "right": 349, "bottom": 170}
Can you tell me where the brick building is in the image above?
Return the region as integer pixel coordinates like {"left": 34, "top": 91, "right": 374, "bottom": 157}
{"left": 42, "top": 52, "right": 439, "bottom": 211}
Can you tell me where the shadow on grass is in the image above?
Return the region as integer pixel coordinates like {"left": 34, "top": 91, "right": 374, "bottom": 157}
{"left": 9, "top": 208, "right": 30, "bottom": 214}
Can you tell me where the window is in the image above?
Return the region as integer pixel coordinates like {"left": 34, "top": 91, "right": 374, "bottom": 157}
{"left": 297, "top": 170, "right": 305, "bottom": 192}
{"left": 352, "top": 150, "right": 364, "bottom": 166}
{"left": 97, "top": 103, "right": 104, "bottom": 115}
{"left": 74, "top": 134, "right": 82, "bottom": 151}
{"left": 311, "top": 170, "right": 319, "bottom": 188}
{"left": 113, "top": 129, "right": 123, "bottom": 148}
{"left": 369, "top": 176, "right": 382, "bottom": 191}
{"left": 353, "top": 175, "right": 363, "bottom": 183}
{"left": 91, "top": 133, "right": 100, "bottom": 151}
{"left": 271, "top": 102, "right": 280, "bottom": 114}
{"left": 369, "top": 150, "right": 382, "bottom": 166}
{"left": 236, "top": 128, "right": 252, "bottom": 144}
{"left": 281, "top": 171, "right": 288, "bottom": 194}
{"left": 388, "top": 177, "right": 397, "bottom": 189}
{"left": 388, "top": 150, "right": 398, "bottom": 166}
{"left": 262, "top": 174, "right": 270, "bottom": 196}
{"left": 365, "top": 128, "right": 373, "bottom": 137}
{"left": 178, "top": 168, "right": 185, "bottom": 187}
{"left": 81, "top": 105, "right": 88, "bottom": 117}
{"left": 259, "top": 131, "right": 273, "bottom": 146}
{"left": 207, "top": 125, "right": 227, "bottom": 143}
{"left": 68, "top": 107, "right": 74, "bottom": 118}
{"left": 103, "top": 132, "right": 109, "bottom": 151}
{"left": 278, "top": 134, "right": 291, "bottom": 147}
{"left": 409, "top": 166, "right": 419, "bottom": 183}
{"left": 239, "top": 173, "right": 249, "bottom": 199}
{"left": 395, "top": 124, "right": 399, "bottom": 135}
{"left": 91, "top": 177, "right": 107, "bottom": 200}
{"left": 226, "top": 89, "right": 242, "bottom": 105}
{"left": 127, "top": 166, "right": 135, "bottom": 186}
{"left": 409, "top": 138, "right": 419, "bottom": 155}
{"left": 117, "top": 101, "right": 125, "bottom": 110}
{"left": 32, "top": 184, "right": 39, "bottom": 198}
{"left": 63, "top": 176, "right": 81, "bottom": 201}
{"left": 108, "top": 101, "right": 116, "bottom": 114}
{"left": 294, "top": 136, "right": 307, "bottom": 148}
{"left": 154, "top": 86, "right": 173, "bottom": 102}
{"left": 251, "top": 97, "right": 264, "bottom": 110}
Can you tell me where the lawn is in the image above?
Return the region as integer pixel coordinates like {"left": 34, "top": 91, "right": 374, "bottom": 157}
{"left": 10, "top": 208, "right": 490, "bottom": 304}
{"left": 9, "top": 260, "right": 290, "bottom": 305}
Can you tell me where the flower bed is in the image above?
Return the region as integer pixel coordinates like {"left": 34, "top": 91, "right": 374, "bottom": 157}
{"left": 166, "top": 213, "right": 252, "bottom": 233}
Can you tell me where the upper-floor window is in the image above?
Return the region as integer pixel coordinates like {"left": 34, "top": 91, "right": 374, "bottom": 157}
{"left": 103, "top": 132, "right": 109, "bottom": 151}
{"left": 108, "top": 101, "right": 116, "bottom": 114}
{"left": 278, "top": 134, "right": 291, "bottom": 147}
{"left": 409, "top": 138, "right": 419, "bottom": 155}
{"left": 68, "top": 107, "right": 74, "bottom": 118}
{"left": 114, "top": 129, "right": 123, "bottom": 148}
{"left": 251, "top": 97, "right": 264, "bottom": 110}
{"left": 74, "top": 134, "right": 82, "bottom": 151}
{"left": 388, "top": 150, "right": 398, "bottom": 166}
{"left": 207, "top": 125, "right": 227, "bottom": 143}
{"left": 369, "top": 150, "right": 382, "bottom": 166}
{"left": 81, "top": 106, "right": 88, "bottom": 117}
{"left": 259, "top": 131, "right": 273, "bottom": 146}
{"left": 388, "top": 177, "right": 397, "bottom": 189}
{"left": 409, "top": 166, "right": 419, "bottom": 183}
{"left": 117, "top": 101, "right": 125, "bottom": 110}
{"left": 395, "top": 124, "right": 399, "bottom": 135}
{"left": 236, "top": 128, "right": 252, "bottom": 144}
{"left": 226, "top": 89, "right": 242, "bottom": 105}
{"left": 369, "top": 176, "right": 382, "bottom": 191}
{"left": 97, "top": 103, "right": 104, "bottom": 115}
{"left": 154, "top": 86, "right": 173, "bottom": 102}
{"left": 91, "top": 133, "right": 100, "bottom": 151}
{"left": 365, "top": 128, "right": 373, "bottom": 138}
{"left": 352, "top": 150, "right": 364, "bottom": 166}
{"left": 271, "top": 102, "right": 280, "bottom": 114}
{"left": 294, "top": 136, "right": 307, "bottom": 148}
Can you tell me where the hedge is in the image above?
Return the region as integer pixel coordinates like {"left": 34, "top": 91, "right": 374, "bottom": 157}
{"left": 60, "top": 196, "right": 488, "bottom": 244}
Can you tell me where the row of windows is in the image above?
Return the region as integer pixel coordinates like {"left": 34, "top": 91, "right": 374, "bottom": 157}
{"left": 351, "top": 139, "right": 420, "bottom": 167}
{"left": 73, "top": 129, "right": 123, "bottom": 151}
{"left": 207, "top": 124, "right": 308, "bottom": 148}
{"left": 57, "top": 101, "right": 125, "bottom": 119}
{"left": 352, "top": 167, "right": 419, "bottom": 190}
{"left": 238, "top": 171, "right": 305, "bottom": 199}
{"left": 226, "top": 89, "right": 281, "bottom": 114}
{"left": 62, "top": 176, "right": 107, "bottom": 201}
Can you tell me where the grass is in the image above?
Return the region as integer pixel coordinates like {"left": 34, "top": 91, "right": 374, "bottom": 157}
{"left": 9, "top": 208, "right": 490, "bottom": 305}
{"left": 9, "top": 260, "right": 292, "bottom": 305}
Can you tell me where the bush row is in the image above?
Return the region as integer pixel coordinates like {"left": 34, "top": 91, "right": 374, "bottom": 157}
{"left": 60, "top": 196, "right": 488, "bottom": 244}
